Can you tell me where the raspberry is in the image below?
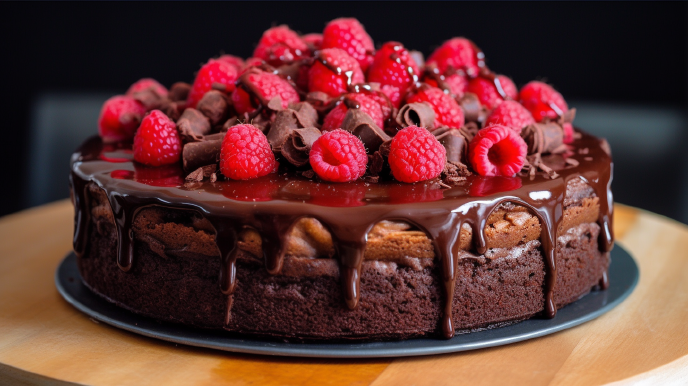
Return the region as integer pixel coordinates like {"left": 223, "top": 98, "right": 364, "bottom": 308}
{"left": 519, "top": 81, "right": 569, "bottom": 122}
{"left": 133, "top": 110, "right": 182, "bottom": 166}
{"left": 217, "top": 54, "right": 245, "bottom": 72}
{"left": 388, "top": 126, "right": 446, "bottom": 183}
{"left": 309, "top": 129, "right": 368, "bottom": 182}
{"left": 563, "top": 122, "right": 574, "bottom": 144}
{"left": 426, "top": 37, "right": 483, "bottom": 77}
{"left": 406, "top": 86, "right": 465, "bottom": 129}
{"left": 253, "top": 25, "right": 310, "bottom": 67}
{"left": 240, "top": 57, "right": 265, "bottom": 74}
{"left": 484, "top": 100, "right": 535, "bottom": 133}
{"left": 468, "top": 124, "right": 527, "bottom": 177}
{"left": 321, "top": 18, "right": 375, "bottom": 72}
{"left": 466, "top": 74, "right": 518, "bottom": 110}
{"left": 231, "top": 69, "right": 300, "bottom": 116}
{"left": 367, "top": 42, "right": 420, "bottom": 107}
{"left": 302, "top": 33, "right": 323, "bottom": 51}
{"left": 322, "top": 93, "right": 385, "bottom": 132}
{"left": 126, "top": 78, "right": 168, "bottom": 98}
{"left": 187, "top": 59, "right": 238, "bottom": 108}
{"left": 220, "top": 124, "right": 277, "bottom": 180}
{"left": 98, "top": 95, "right": 146, "bottom": 143}
{"left": 423, "top": 72, "right": 467, "bottom": 99}
{"left": 308, "top": 48, "right": 365, "bottom": 97}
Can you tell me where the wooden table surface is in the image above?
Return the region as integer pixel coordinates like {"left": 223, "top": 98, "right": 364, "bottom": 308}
{"left": 1, "top": 200, "right": 688, "bottom": 386}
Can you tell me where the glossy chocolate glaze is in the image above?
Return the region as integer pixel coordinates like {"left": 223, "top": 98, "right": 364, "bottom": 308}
{"left": 71, "top": 130, "right": 613, "bottom": 339}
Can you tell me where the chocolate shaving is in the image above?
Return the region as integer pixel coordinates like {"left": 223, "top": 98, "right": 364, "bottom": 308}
{"left": 177, "top": 108, "right": 211, "bottom": 142}
{"left": 210, "top": 172, "right": 218, "bottom": 182}
{"left": 281, "top": 127, "right": 322, "bottom": 167}
{"left": 131, "top": 88, "right": 164, "bottom": 111}
{"left": 182, "top": 137, "right": 222, "bottom": 172}
{"left": 267, "top": 96, "right": 284, "bottom": 112}
{"left": 168, "top": 82, "right": 191, "bottom": 102}
{"left": 249, "top": 114, "right": 271, "bottom": 133}
{"left": 521, "top": 122, "right": 567, "bottom": 155}
{"left": 433, "top": 127, "right": 470, "bottom": 164}
{"left": 396, "top": 102, "right": 436, "bottom": 130}
{"left": 521, "top": 153, "right": 559, "bottom": 180}
{"left": 565, "top": 158, "right": 580, "bottom": 167}
{"left": 300, "top": 170, "right": 315, "bottom": 179}
{"left": 459, "top": 92, "right": 488, "bottom": 124}
{"left": 211, "top": 82, "right": 228, "bottom": 92}
{"left": 368, "top": 140, "right": 391, "bottom": 177}
{"left": 341, "top": 109, "right": 391, "bottom": 152}
{"left": 288, "top": 102, "right": 319, "bottom": 128}
{"left": 197, "top": 90, "right": 229, "bottom": 128}
{"left": 158, "top": 99, "right": 181, "bottom": 121}
{"left": 186, "top": 164, "right": 218, "bottom": 182}
{"left": 441, "top": 161, "right": 471, "bottom": 187}
{"left": 363, "top": 175, "right": 380, "bottom": 183}
{"left": 461, "top": 123, "right": 479, "bottom": 142}
{"left": 222, "top": 117, "right": 240, "bottom": 132}
{"left": 266, "top": 103, "right": 320, "bottom": 151}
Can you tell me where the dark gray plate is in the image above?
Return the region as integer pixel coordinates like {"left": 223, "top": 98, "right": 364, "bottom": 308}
{"left": 56, "top": 247, "right": 638, "bottom": 358}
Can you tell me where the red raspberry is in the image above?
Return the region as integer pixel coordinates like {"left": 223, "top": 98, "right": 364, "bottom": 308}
{"left": 563, "top": 123, "right": 574, "bottom": 144}
{"left": 468, "top": 124, "right": 527, "bottom": 177}
{"left": 366, "top": 91, "right": 394, "bottom": 121}
{"left": 240, "top": 57, "right": 265, "bottom": 74}
{"left": 321, "top": 18, "right": 375, "bottom": 72}
{"left": 302, "top": 33, "right": 323, "bottom": 51}
{"left": 253, "top": 25, "right": 310, "bottom": 67}
{"left": 406, "top": 86, "right": 465, "bottom": 129}
{"left": 423, "top": 72, "right": 467, "bottom": 99}
{"left": 388, "top": 126, "right": 446, "bottom": 183}
{"left": 379, "top": 84, "right": 403, "bottom": 108}
{"left": 133, "top": 110, "right": 182, "bottom": 166}
{"left": 98, "top": 95, "right": 146, "bottom": 143}
{"left": 466, "top": 75, "right": 518, "bottom": 110}
{"left": 426, "top": 37, "right": 483, "bottom": 77}
{"left": 220, "top": 124, "right": 277, "bottom": 180}
{"left": 484, "top": 100, "right": 535, "bottom": 133}
{"left": 217, "top": 54, "right": 245, "bottom": 72}
{"left": 322, "top": 93, "right": 385, "bottom": 132}
{"left": 232, "top": 69, "right": 300, "bottom": 116}
{"left": 308, "top": 48, "right": 365, "bottom": 97}
{"left": 187, "top": 59, "right": 238, "bottom": 108}
{"left": 519, "top": 81, "right": 569, "bottom": 123}
{"left": 126, "top": 78, "right": 168, "bottom": 98}
{"left": 309, "top": 129, "right": 368, "bottom": 182}
{"left": 367, "top": 42, "right": 420, "bottom": 107}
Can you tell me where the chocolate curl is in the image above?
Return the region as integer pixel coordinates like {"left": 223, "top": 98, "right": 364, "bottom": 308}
{"left": 168, "top": 82, "right": 191, "bottom": 102}
{"left": 266, "top": 103, "right": 320, "bottom": 151}
{"left": 433, "top": 127, "right": 469, "bottom": 164}
{"left": 396, "top": 102, "right": 436, "bottom": 130}
{"left": 281, "top": 127, "right": 322, "bottom": 167}
{"left": 441, "top": 161, "right": 471, "bottom": 187}
{"left": 131, "top": 88, "right": 164, "bottom": 111}
{"left": 177, "top": 108, "right": 211, "bottom": 142}
{"left": 158, "top": 99, "right": 181, "bottom": 121}
{"left": 289, "top": 102, "right": 319, "bottom": 128}
{"left": 521, "top": 122, "right": 567, "bottom": 155}
{"left": 369, "top": 140, "right": 391, "bottom": 177}
{"left": 460, "top": 123, "right": 479, "bottom": 142}
{"left": 197, "top": 90, "right": 229, "bottom": 128}
{"left": 521, "top": 153, "right": 559, "bottom": 180}
{"left": 182, "top": 135, "right": 223, "bottom": 172}
{"left": 221, "top": 117, "right": 240, "bottom": 132}
{"left": 185, "top": 164, "right": 218, "bottom": 182}
{"left": 459, "top": 92, "right": 488, "bottom": 124}
{"left": 341, "top": 109, "right": 391, "bottom": 152}
{"left": 267, "top": 96, "right": 284, "bottom": 112}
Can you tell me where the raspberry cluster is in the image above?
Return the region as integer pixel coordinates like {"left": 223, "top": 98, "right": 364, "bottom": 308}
{"left": 98, "top": 18, "right": 576, "bottom": 185}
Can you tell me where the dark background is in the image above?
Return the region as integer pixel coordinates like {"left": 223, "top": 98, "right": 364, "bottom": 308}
{"left": 2, "top": 2, "right": 687, "bottom": 222}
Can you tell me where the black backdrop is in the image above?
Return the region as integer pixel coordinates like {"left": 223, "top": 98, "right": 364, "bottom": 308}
{"left": 1, "top": 2, "right": 687, "bottom": 216}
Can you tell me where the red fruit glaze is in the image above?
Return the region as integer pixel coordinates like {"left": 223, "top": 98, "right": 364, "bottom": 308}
{"left": 426, "top": 37, "right": 483, "bottom": 77}
{"left": 484, "top": 100, "right": 535, "bottom": 133}
{"left": 406, "top": 86, "right": 465, "bottom": 129}
{"left": 126, "top": 78, "right": 168, "bottom": 98}
{"left": 322, "top": 93, "right": 384, "bottom": 132}
{"left": 187, "top": 59, "right": 238, "bottom": 108}
{"left": 309, "top": 129, "right": 368, "bottom": 182}
{"left": 321, "top": 18, "right": 375, "bottom": 71}
{"left": 388, "top": 125, "right": 446, "bottom": 183}
{"left": 232, "top": 69, "right": 300, "bottom": 115}
{"left": 466, "top": 75, "right": 518, "bottom": 110}
{"left": 519, "top": 81, "right": 569, "bottom": 123}
{"left": 220, "top": 124, "right": 277, "bottom": 180}
{"left": 367, "top": 42, "right": 420, "bottom": 106}
{"left": 98, "top": 95, "right": 146, "bottom": 143}
{"left": 253, "top": 25, "right": 310, "bottom": 66}
{"left": 133, "top": 110, "right": 182, "bottom": 166}
{"left": 308, "top": 48, "right": 365, "bottom": 97}
{"left": 217, "top": 55, "right": 245, "bottom": 72}
{"left": 468, "top": 124, "right": 527, "bottom": 177}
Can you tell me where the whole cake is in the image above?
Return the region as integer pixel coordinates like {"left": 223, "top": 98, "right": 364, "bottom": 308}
{"left": 71, "top": 19, "right": 613, "bottom": 341}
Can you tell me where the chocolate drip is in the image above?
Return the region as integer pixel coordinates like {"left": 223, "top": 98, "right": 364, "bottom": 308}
{"left": 316, "top": 51, "right": 356, "bottom": 87}
{"left": 70, "top": 172, "right": 90, "bottom": 258}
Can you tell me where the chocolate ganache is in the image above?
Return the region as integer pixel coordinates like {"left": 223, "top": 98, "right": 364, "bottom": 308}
{"left": 71, "top": 128, "right": 613, "bottom": 339}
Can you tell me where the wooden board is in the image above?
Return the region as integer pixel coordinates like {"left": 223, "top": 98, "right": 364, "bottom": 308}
{"left": 1, "top": 200, "right": 687, "bottom": 385}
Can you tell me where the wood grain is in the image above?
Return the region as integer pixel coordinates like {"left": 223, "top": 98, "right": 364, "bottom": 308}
{"left": 0, "top": 201, "right": 686, "bottom": 385}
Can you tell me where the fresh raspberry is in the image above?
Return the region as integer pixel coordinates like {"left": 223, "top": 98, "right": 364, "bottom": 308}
{"left": 367, "top": 42, "right": 420, "bottom": 107}
{"left": 466, "top": 75, "right": 518, "bottom": 110}
{"left": 308, "top": 48, "right": 365, "bottom": 97}
{"left": 240, "top": 57, "right": 265, "bottom": 74}
{"left": 379, "top": 84, "right": 403, "bottom": 108}
{"left": 220, "top": 124, "right": 277, "bottom": 180}
{"left": 322, "top": 93, "right": 385, "bottom": 132}
{"left": 187, "top": 59, "right": 238, "bottom": 108}
{"left": 217, "top": 54, "right": 245, "bottom": 72}
{"left": 484, "top": 100, "right": 535, "bottom": 133}
{"left": 253, "top": 25, "right": 310, "bottom": 67}
{"left": 519, "top": 81, "right": 569, "bottom": 122}
{"left": 563, "top": 122, "right": 574, "bottom": 144}
{"left": 98, "top": 95, "right": 146, "bottom": 143}
{"left": 232, "top": 69, "right": 300, "bottom": 116}
{"left": 468, "top": 124, "right": 527, "bottom": 177}
{"left": 309, "top": 129, "right": 368, "bottom": 182}
{"left": 423, "top": 72, "right": 467, "bottom": 99}
{"left": 426, "top": 37, "right": 483, "bottom": 77}
{"left": 406, "top": 86, "right": 465, "bottom": 129}
{"left": 388, "top": 126, "right": 446, "bottom": 183}
{"left": 321, "top": 18, "right": 375, "bottom": 72}
{"left": 133, "top": 110, "right": 182, "bottom": 166}
{"left": 366, "top": 91, "right": 394, "bottom": 121}
{"left": 126, "top": 78, "right": 168, "bottom": 98}
{"left": 302, "top": 33, "right": 323, "bottom": 51}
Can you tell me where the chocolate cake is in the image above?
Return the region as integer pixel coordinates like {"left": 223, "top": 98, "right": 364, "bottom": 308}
{"left": 70, "top": 19, "right": 613, "bottom": 341}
